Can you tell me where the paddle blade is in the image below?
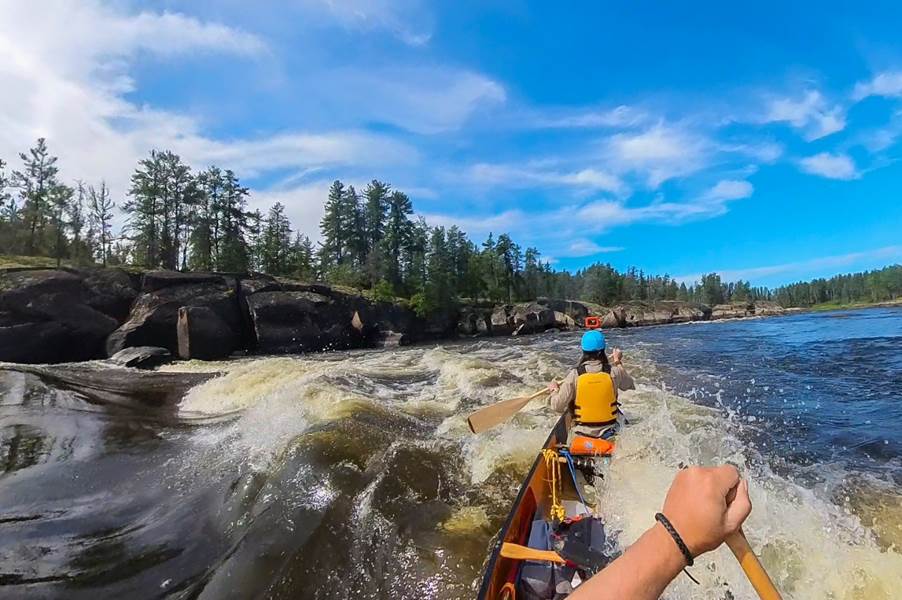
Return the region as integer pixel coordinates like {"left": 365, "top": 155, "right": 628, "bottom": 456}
{"left": 467, "top": 394, "right": 536, "bottom": 434}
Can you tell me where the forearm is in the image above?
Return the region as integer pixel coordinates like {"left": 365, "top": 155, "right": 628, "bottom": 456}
{"left": 569, "top": 524, "right": 685, "bottom": 600}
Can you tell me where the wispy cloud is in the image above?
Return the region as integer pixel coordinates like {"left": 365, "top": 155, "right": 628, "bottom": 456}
{"left": 565, "top": 239, "right": 624, "bottom": 257}
{"left": 853, "top": 71, "right": 902, "bottom": 101}
{"left": 464, "top": 163, "right": 625, "bottom": 194}
{"left": 296, "top": 0, "right": 433, "bottom": 46}
{"left": 603, "top": 123, "right": 711, "bottom": 187}
{"left": 527, "top": 105, "right": 647, "bottom": 129}
{"left": 798, "top": 152, "right": 859, "bottom": 180}
{"left": 676, "top": 245, "right": 902, "bottom": 285}
{"left": 762, "top": 90, "right": 845, "bottom": 140}
{"left": 422, "top": 179, "right": 754, "bottom": 256}
{"left": 319, "top": 67, "right": 505, "bottom": 134}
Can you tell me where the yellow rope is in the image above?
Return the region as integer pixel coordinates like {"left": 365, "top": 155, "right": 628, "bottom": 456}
{"left": 542, "top": 449, "right": 566, "bottom": 523}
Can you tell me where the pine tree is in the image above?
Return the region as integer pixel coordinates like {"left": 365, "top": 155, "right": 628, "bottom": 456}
{"left": 382, "top": 190, "right": 413, "bottom": 290}
{"left": 363, "top": 180, "right": 389, "bottom": 254}
{"left": 67, "top": 182, "right": 89, "bottom": 264}
{"left": 260, "top": 202, "right": 292, "bottom": 275}
{"left": 218, "top": 170, "right": 250, "bottom": 272}
{"left": 319, "top": 180, "right": 346, "bottom": 271}
{"left": 343, "top": 185, "right": 366, "bottom": 267}
{"left": 189, "top": 167, "right": 222, "bottom": 271}
{"left": 88, "top": 182, "right": 115, "bottom": 267}
{"left": 403, "top": 217, "right": 429, "bottom": 295}
{"left": 49, "top": 183, "right": 73, "bottom": 267}
{"left": 13, "top": 138, "right": 61, "bottom": 256}
{"left": 123, "top": 151, "right": 164, "bottom": 267}
{"left": 246, "top": 209, "right": 264, "bottom": 272}
{"left": 0, "top": 159, "right": 18, "bottom": 254}
{"left": 289, "top": 232, "right": 316, "bottom": 280}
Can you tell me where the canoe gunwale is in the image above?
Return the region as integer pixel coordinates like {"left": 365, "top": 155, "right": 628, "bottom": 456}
{"left": 475, "top": 413, "right": 571, "bottom": 600}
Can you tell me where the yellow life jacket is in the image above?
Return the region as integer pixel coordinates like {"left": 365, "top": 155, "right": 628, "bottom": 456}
{"left": 573, "top": 363, "right": 620, "bottom": 426}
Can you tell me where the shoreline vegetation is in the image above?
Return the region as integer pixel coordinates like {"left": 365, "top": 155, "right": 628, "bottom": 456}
{"left": 1, "top": 138, "right": 899, "bottom": 316}
{"left": 0, "top": 138, "right": 899, "bottom": 364}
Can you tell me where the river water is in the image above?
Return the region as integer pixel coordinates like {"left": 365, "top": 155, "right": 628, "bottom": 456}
{"left": 1, "top": 308, "right": 900, "bottom": 599}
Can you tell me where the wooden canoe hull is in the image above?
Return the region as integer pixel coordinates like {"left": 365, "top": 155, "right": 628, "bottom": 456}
{"left": 476, "top": 414, "right": 576, "bottom": 600}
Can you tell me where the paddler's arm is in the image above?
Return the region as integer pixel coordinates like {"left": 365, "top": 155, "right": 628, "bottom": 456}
{"left": 547, "top": 370, "right": 577, "bottom": 413}
{"left": 610, "top": 348, "right": 636, "bottom": 391}
{"left": 569, "top": 466, "right": 752, "bottom": 600}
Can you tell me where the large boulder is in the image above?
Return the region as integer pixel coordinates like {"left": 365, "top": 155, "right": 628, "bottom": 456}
{"left": 82, "top": 268, "right": 142, "bottom": 322}
{"left": 534, "top": 298, "right": 602, "bottom": 324}
{"left": 241, "top": 278, "right": 445, "bottom": 353}
{"left": 671, "top": 303, "right": 710, "bottom": 323}
{"left": 600, "top": 307, "right": 625, "bottom": 328}
{"left": 510, "top": 302, "right": 559, "bottom": 334}
{"left": 177, "top": 306, "right": 239, "bottom": 360}
{"left": 0, "top": 268, "right": 135, "bottom": 363}
{"left": 753, "top": 301, "right": 785, "bottom": 316}
{"left": 620, "top": 303, "right": 674, "bottom": 327}
{"left": 245, "top": 289, "right": 364, "bottom": 353}
{"left": 108, "top": 346, "right": 172, "bottom": 369}
{"left": 711, "top": 303, "right": 753, "bottom": 320}
{"left": 106, "top": 271, "right": 241, "bottom": 356}
{"left": 490, "top": 305, "right": 515, "bottom": 335}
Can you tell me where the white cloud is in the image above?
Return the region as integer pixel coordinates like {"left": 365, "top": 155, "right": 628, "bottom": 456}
{"left": 565, "top": 239, "right": 624, "bottom": 257}
{"left": 798, "top": 152, "right": 859, "bottom": 180}
{"left": 719, "top": 141, "right": 784, "bottom": 163}
{"left": 763, "top": 90, "right": 845, "bottom": 140}
{"left": 465, "top": 163, "right": 625, "bottom": 194}
{"left": 297, "top": 0, "right": 433, "bottom": 46}
{"left": 249, "top": 181, "right": 332, "bottom": 243}
{"left": 676, "top": 245, "right": 902, "bottom": 285}
{"left": 701, "top": 179, "right": 754, "bottom": 202}
{"left": 423, "top": 179, "right": 753, "bottom": 253}
{"left": 604, "top": 123, "right": 711, "bottom": 187}
{"left": 172, "top": 131, "right": 418, "bottom": 177}
{"left": 529, "top": 105, "right": 647, "bottom": 129}
{"left": 853, "top": 71, "right": 902, "bottom": 101}
{"left": 321, "top": 67, "right": 505, "bottom": 134}
{"left": 0, "top": 0, "right": 421, "bottom": 228}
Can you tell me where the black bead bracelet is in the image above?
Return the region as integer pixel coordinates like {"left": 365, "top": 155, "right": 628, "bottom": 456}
{"left": 655, "top": 512, "right": 694, "bottom": 566}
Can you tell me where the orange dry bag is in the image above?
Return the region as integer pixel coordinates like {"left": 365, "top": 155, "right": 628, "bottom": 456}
{"left": 569, "top": 435, "right": 615, "bottom": 456}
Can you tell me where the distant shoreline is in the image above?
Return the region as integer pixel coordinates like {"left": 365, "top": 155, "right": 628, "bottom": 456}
{"left": 806, "top": 299, "right": 902, "bottom": 312}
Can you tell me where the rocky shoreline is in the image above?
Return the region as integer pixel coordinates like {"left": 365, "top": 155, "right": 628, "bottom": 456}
{"left": 0, "top": 267, "right": 787, "bottom": 364}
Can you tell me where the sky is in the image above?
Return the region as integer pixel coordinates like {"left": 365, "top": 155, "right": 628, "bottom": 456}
{"left": 1, "top": 1, "right": 901, "bottom": 287}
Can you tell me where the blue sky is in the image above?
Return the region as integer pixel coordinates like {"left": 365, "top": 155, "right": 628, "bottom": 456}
{"left": 1, "top": 1, "right": 901, "bottom": 286}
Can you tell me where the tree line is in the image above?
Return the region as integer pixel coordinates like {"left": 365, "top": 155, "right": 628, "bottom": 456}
{"left": 771, "top": 265, "right": 901, "bottom": 307}
{"left": 0, "top": 138, "right": 898, "bottom": 315}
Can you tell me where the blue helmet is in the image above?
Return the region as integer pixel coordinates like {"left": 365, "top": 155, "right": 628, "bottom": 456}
{"left": 581, "top": 330, "right": 606, "bottom": 352}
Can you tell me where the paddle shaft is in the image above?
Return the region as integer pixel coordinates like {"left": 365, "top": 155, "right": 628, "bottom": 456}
{"left": 500, "top": 542, "right": 565, "bottom": 564}
{"left": 726, "top": 530, "right": 782, "bottom": 600}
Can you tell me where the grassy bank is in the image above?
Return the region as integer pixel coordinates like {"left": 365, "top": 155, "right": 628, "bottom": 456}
{"left": 808, "top": 298, "right": 902, "bottom": 311}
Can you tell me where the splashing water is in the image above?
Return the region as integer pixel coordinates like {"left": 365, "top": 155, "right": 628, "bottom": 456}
{"left": 1, "top": 309, "right": 900, "bottom": 598}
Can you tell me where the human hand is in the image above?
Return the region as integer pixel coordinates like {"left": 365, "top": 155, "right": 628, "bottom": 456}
{"left": 660, "top": 465, "right": 751, "bottom": 557}
{"left": 611, "top": 347, "right": 623, "bottom": 364}
{"left": 547, "top": 381, "right": 560, "bottom": 393}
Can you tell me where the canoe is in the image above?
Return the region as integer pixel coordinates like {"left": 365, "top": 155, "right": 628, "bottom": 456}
{"left": 476, "top": 413, "right": 587, "bottom": 600}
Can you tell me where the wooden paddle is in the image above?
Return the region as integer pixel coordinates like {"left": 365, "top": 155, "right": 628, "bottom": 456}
{"left": 500, "top": 542, "right": 565, "bottom": 564}
{"left": 467, "top": 387, "right": 552, "bottom": 434}
{"left": 726, "top": 530, "right": 783, "bottom": 600}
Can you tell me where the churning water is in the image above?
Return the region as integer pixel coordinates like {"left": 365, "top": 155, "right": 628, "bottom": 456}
{"left": 1, "top": 308, "right": 900, "bottom": 599}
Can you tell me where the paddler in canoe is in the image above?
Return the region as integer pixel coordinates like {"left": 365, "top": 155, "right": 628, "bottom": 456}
{"left": 547, "top": 328, "right": 635, "bottom": 443}
{"left": 473, "top": 321, "right": 783, "bottom": 600}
